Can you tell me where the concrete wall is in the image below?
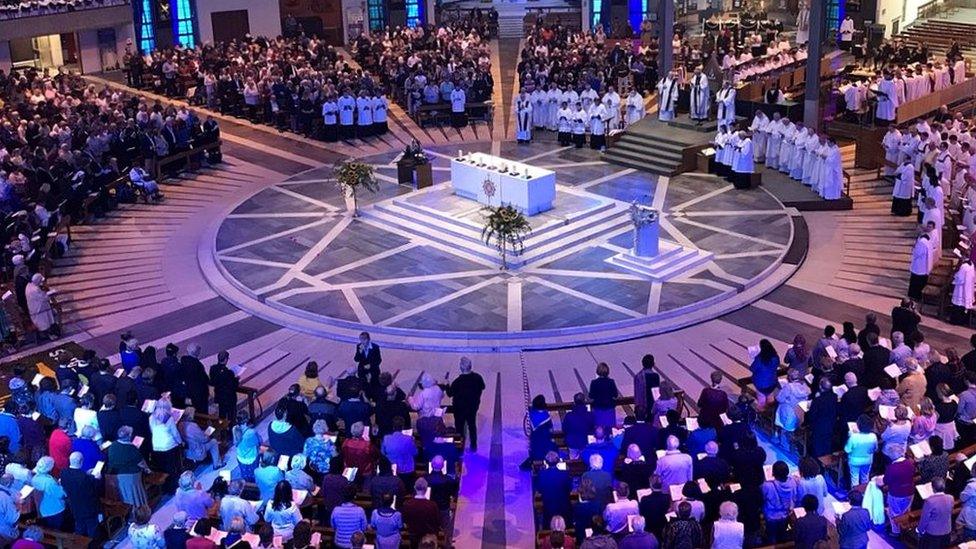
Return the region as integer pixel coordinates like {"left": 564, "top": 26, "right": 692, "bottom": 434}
{"left": 0, "top": 4, "right": 131, "bottom": 41}
{"left": 197, "top": 0, "right": 282, "bottom": 44}
{"left": 0, "top": 41, "right": 11, "bottom": 74}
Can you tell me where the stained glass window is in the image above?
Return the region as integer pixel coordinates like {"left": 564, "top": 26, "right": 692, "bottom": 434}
{"left": 173, "top": 0, "right": 197, "bottom": 47}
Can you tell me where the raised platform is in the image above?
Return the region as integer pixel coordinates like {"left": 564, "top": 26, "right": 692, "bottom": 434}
{"left": 200, "top": 142, "right": 806, "bottom": 351}
{"left": 666, "top": 115, "right": 748, "bottom": 133}
{"left": 759, "top": 167, "right": 854, "bottom": 212}
{"left": 603, "top": 118, "right": 715, "bottom": 176}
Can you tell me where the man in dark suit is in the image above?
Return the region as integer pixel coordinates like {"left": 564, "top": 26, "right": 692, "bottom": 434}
{"left": 794, "top": 494, "right": 829, "bottom": 548}
{"left": 856, "top": 313, "right": 881, "bottom": 350}
{"left": 581, "top": 427, "right": 618, "bottom": 474}
{"left": 917, "top": 477, "right": 954, "bottom": 547}
{"left": 354, "top": 332, "right": 382, "bottom": 387}
{"left": 562, "top": 393, "right": 595, "bottom": 458}
{"left": 209, "top": 350, "right": 239, "bottom": 422}
{"left": 115, "top": 367, "right": 138, "bottom": 407}
{"left": 89, "top": 360, "right": 117, "bottom": 409}
{"left": 806, "top": 378, "right": 839, "bottom": 457}
{"left": 425, "top": 455, "right": 458, "bottom": 534}
{"left": 638, "top": 475, "right": 672, "bottom": 540}
{"left": 716, "top": 407, "right": 749, "bottom": 462}
{"left": 621, "top": 413, "right": 658, "bottom": 461}
{"left": 61, "top": 451, "right": 102, "bottom": 537}
{"left": 445, "top": 357, "right": 485, "bottom": 452}
{"left": 97, "top": 394, "right": 123, "bottom": 442}
{"left": 891, "top": 298, "right": 921, "bottom": 343}
{"left": 861, "top": 332, "right": 892, "bottom": 388}
{"left": 729, "top": 433, "right": 766, "bottom": 488}
{"left": 694, "top": 441, "right": 730, "bottom": 485}
{"left": 180, "top": 344, "right": 210, "bottom": 413}
{"left": 164, "top": 512, "right": 192, "bottom": 549}
{"left": 839, "top": 372, "right": 870, "bottom": 425}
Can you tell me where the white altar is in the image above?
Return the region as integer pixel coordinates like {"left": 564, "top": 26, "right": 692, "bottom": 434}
{"left": 450, "top": 152, "right": 557, "bottom": 215}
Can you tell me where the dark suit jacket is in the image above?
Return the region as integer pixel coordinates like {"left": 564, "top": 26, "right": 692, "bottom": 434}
{"left": 209, "top": 364, "right": 239, "bottom": 406}
{"left": 114, "top": 375, "right": 137, "bottom": 407}
{"left": 354, "top": 343, "right": 382, "bottom": 382}
{"left": 638, "top": 491, "right": 672, "bottom": 538}
{"left": 621, "top": 422, "right": 659, "bottom": 461}
{"left": 97, "top": 409, "right": 123, "bottom": 441}
{"left": 862, "top": 346, "right": 892, "bottom": 388}
{"left": 180, "top": 356, "right": 210, "bottom": 408}
{"left": 426, "top": 471, "right": 458, "bottom": 511}
{"left": 119, "top": 404, "right": 151, "bottom": 439}
{"left": 695, "top": 456, "right": 730, "bottom": 485}
{"left": 446, "top": 372, "right": 486, "bottom": 415}
{"left": 891, "top": 305, "right": 921, "bottom": 340}
{"left": 562, "top": 405, "right": 595, "bottom": 450}
{"left": 164, "top": 526, "right": 191, "bottom": 549}
{"left": 839, "top": 386, "right": 871, "bottom": 423}
{"left": 60, "top": 468, "right": 101, "bottom": 518}
{"left": 573, "top": 499, "right": 603, "bottom": 542}
{"left": 535, "top": 467, "right": 572, "bottom": 520}
{"left": 794, "top": 513, "right": 830, "bottom": 549}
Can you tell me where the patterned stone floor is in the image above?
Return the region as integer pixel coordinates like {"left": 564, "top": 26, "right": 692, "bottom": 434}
{"left": 211, "top": 143, "right": 800, "bottom": 340}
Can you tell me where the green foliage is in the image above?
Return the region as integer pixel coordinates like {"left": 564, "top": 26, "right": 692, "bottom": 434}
{"left": 481, "top": 205, "right": 532, "bottom": 268}
{"left": 334, "top": 160, "right": 380, "bottom": 197}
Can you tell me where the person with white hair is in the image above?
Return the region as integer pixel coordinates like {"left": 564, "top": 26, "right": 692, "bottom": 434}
{"left": 25, "top": 273, "right": 56, "bottom": 338}
{"left": 182, "top": 343, "right": 210, "bottom": 413}
{"left": 409, "top": 373, "right": 444, "bottom": 418}
{"left": 172, "top": 470, "right": 213, "bottom": 521}
{"left": 31, "top": 456, "right": 66, "bottom": 529}
{"left": 179, "top": 406, "right": 223, "bottom": 469}
{"left": 285, "top": 454, "right": 315, "bottom": 491}
{"left": 446, "top": 356, "right": 486, "bottom": 452}
{"left": 712, "top": 501, "right": 744, "bottom": 548}
{"left": 220, "top": 479, "right": 259, "bottom": 531}
{"left": 149, "top": 399, "right": 183, "bottom": 494}
{"left": 60, "top": 451, "right": 101, "bottom": 537}
{"left": 654, "top": 435, "right": 693, "bottom": 492}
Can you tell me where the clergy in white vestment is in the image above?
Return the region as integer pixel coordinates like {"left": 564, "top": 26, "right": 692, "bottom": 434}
{"left": 581, "top": 86, "right": 599, "bottom": 112}
{"left": 731, "top": 131, "right": 754, "bottom": 189}
{"left": 515, "top": 91, "right": 533, "bottom": 143}
{"left": 562, "top": 89, "right": 580, "bottom": 111}
{"left": 766, "top": 113, "right": 784, "bottom": 168}
{"left": 953, "top": 59, "right": 967, "bottom": 85}
{"left": 908, "top": 233, "right": 933, "bottom": 300}
{"left": 802, "top": 131, "right": 821, "bottom": 186}
{"left": 791, "top": 126, "right": 811, "bottom": 180}
{"left": 625, "top": 90, "right": 645, "bottom": 127}
{"left": 571, "top": 103, "right": 588, "bottom": 148}
{"left": 715, "top": 82, "right": 736, "bottom": 125}
{"left": 556, "top": 102, "right": 573, "bottom": 146}
{"left": 531, "top": 88, "right": 547, "bottom": 129}
{"left": 657, "top": 73, "right": 680, "bottom": 121}
{"left": 450, "top": 87, "right": 467, "bottom": 128}
{"left": 922, "top": 209, "right": 944, "bottom": 271}
{"left": 935, "top": 142, "right": 954, "bottom": 182}
{"left": 892, "top": 160, "right": 915, "bottom": 216}
{"left": 809, "top": 135, "right": 829, "bottom": 195}
{"left": 25, "top": 273, "right": 55, "bottom": 336}
{"left": 883, "top": 125, "right": 903, "bottom": 177}
{"left": 819, "top": 139, "right": 844, "bottom": 200}
{"left": 749, "top": 111, "right": 770, "bottom": 163}
{"left": 604, "top": 87, "right": 622, "bottom": 130}
{"left": 714, "top": 125, "right": 733, "bottom": 178}
{"left": 546, "top": 84, "right": 562, "bottom": 131}
{"left": 951, "top": 260, "right": 976, "bottom": 324}
{"left": 589, "top": 102, "right": 610, "bottom": 151}
{"left": 778, "top": 120, "right": 797, "bottom": 173}
{"left": 839, "top": 16, "right": 855, "bottom": 50}
{"left": 689, "top": 68, "right": 710, "bottom": 122}
{"left": 874, "top": 73, "right": 900, "bottom": 123}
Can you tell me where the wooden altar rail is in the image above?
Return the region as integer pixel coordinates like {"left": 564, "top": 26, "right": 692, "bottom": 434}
{"left": 896, "top": 77, "right": 976, "bottom": 124}
{"left": 736, "top": 56, "right": 833, "bottom": 103}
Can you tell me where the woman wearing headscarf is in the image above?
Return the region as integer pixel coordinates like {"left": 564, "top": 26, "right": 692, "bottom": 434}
{"left": 25, "top": 273, "right": 56, "bottom": 338}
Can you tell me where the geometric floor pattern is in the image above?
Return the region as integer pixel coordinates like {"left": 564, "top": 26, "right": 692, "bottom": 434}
{"left": 211, "top": 142, "right": 801, "bottom": 342}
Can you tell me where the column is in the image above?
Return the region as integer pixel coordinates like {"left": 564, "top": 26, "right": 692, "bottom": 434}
{"left": 659, "top": 0, "right": 674, "bottom": 75}
{"left": 803, "top": 0, "right": 826, "bottom": 130}
{"left": 581, "top": 0, "right": 591, "bottom": 32}
{"left": 0, "top": 41, "right": 11, "bottom": 75}
{"left": 76, "top": 30, "right": 102, "bottom": 74}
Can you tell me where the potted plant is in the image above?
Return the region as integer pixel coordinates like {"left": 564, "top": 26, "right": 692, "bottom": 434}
{"left": 481, "top": 204, "right": 531, "bottom": 270}
{"left": 334, "top": 160, "right": 379, "bottom": 216}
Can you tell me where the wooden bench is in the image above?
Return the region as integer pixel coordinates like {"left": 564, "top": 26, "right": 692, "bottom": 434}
{"left": 152, "top": 140, "right": 223, "bottom": 182}
{"left": 38, "top": 528, "right": 92, "bottom": 549}
{"left": 415, "top": 102, "right": 494, "bottom": 129}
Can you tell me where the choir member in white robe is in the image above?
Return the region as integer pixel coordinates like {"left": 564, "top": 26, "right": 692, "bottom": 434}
{"left": 953, "top": 59, "right": 967, "bottom": 85}
{"left": 589, "top": 102, "right": 610, "bottom": 151}
{"left": 839, "top": 16, "right": 855, "bottom": 50}
{"left": 581, "top": 86, "right": 599, "bottom": 112}
{"left": 355, "top": 91, "right": 374, "bottom": 138}
{"left": 749, "top": 111, "right": 770, "bottom": 163}
{"left": 603, "top": 87, "right": 622, "bottom": 130}
{"left": 556, "top": 102, "right": 573, "bottom": 146}
{"left": 951, "top": 259, "right": 976, "bottom": 324}
{"left": 531, "top": 89, "right": 547, "bottom": 129}
{"left": 802, "top": 130, "right": 821, "bottom": 186}
{"left": 25, "top": 273, "right": 55, "bottom": 336}
{"left": 546, "top": 84, "right": 562, "bottom": 131}
{"left": 657, "top": 73, "right": 680, "bottom": 121}
{"left": 372, "top": 93, "right": 389, "bottom": 135}
{"left": 883, "top": 126, "right": 903, "bottom": 177}
{"left": 625, "top": 91, "right": 645, "bottom": 127}
{"left": 766, "top": 113, "right": 784, "bottom": 168}
{"left": 874, "top": 73, "right": 900, "bottom": 123}
{"left": 515, "top": 92, "right": 533, "bottom": 143}
{"left": 778, "top": 120, "right": 797, "bottom": 173}
{"left": 922, "top": 210, "right": 944, "bottom": 270}
{"left": 892, "top": 160, "right": 915, "bottom": 216}
{"left": 819, "top": 139, "right": 844, "bottom": 200}
{"left": 731, "top": 131, "right": 754, "bottom": 189}
{"left": 791, "top": 126, "right": 812, "bottom": 180}
{"left": 338, "top": 91, "right": 356, "bottom": 140}
{"left": 964, "top": 185, "right": 976, "bottom": 234}
{"left": 689, "top": 69, "right": 710, "bottom": 122}
{"left": 562, "top": 89, "right": 580, "bottom": 111}
{"left": 714, "top": 125, "right": 733, "bottom": 178}
{"left": 810, "top": 135, "right": 829, "bottom": 195}
{"left": 715, "top": 82, "right": 736, "bottom": 125}
{"left": 908, "top": 234, "right": 932, "bottom": 300}
{"left": 935, "top": 142, "right": 954, "bottom": 183}
{"left": 450, "top": 87, "right": 467, "bottom": 128}
{"left": 571, "top": 103, "right": 587, "bottom": 148}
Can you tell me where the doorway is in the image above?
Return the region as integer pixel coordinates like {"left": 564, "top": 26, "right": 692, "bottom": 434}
{"left": 212, "top": 10, "right": 250, "bottom": 43}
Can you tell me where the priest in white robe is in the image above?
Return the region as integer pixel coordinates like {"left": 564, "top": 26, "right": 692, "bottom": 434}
{"left": 731, "top": 131, "right": 754, "bottom": 189}
{"left": 589, "top": 102, "right": 610, "bottom": 151}
{"left": 874, "top": 73, "right": 900, "bottom": 124}
{"left": 531, "top": 88, "right": 547, "bottom": 129}
{"left": 791, "top": 126, "right": 812, "bottom": 181}
{"left": 546, "top": 85, "right": 562, "bottom": 131}
{"left": 922, "top": 206, "right": 944, "bottom": 270}
{"left": 909, "top": 233, "right": 933, "bottom": 301}
{"left": 952, "top": 260, "right": 975, "bottom": 324}
{"left": 715, "top": 82, "right": 736, "bottom": 125}
{"left": 766, "top": 113, "right": 784, "bottom": 168}
{"left": 26, "top": 273, "right": 55, "bottom": 337}
{"left": 515, "top": 91, "right": 533, "bottom": 143}
{"left": 603, "top": 87, "right": 622, "bottom": 130}
{"left": 689, "top": 68, "right": 710, "bottom": 122}
{"left": 839, "top": 16, "right": 855, "bottom": 50}
{"left": 657, "top": 72, "right": 680, "bottom": 121}
{"left": 748, "top": 111, "right": 770, "bottom": 163}
{"left": 714, "top": 125, "right": 733, "bottom": 178}
{"left": 819, "top": 138, "right": 844, "bottom": 200}
{"left": 581, "top": 86, "right": 599, "bottom": 112}
{"left": 802, "top": 131, "right": 821, "bottom": 186}
{"left": 556, "top": 101, "right": 573, "bottom": 146}
{"left": 625, "top": 90, "right": 645, "bottom": 127}
{"left": 778, "top": 120, "right": 797, "bottom": 173}
{"left": 571, "top": 103, "right": 587, "bottom": 148}
{"left": 892, "top": 159, "right": 915, "bottom": 216}
{"left": 882, "top": 125, "right": 903, "bottom": 177}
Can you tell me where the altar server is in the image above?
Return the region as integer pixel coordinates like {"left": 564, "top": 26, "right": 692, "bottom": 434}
{"left": 372, "top": 92, "right": 388, "bottom": 135}
{"left": 909, "top": 233, "right": 933, "bottom": 300}
{"left": 882, "top": 125, "right": 903, "bottom": 177}
{"left": 715, "top": 81, "right": 736, "bottom": 125}
{"left": 338, "top": 90, "right": 356, "bottom": 140}
{"left": 731, "top": 131, "right": 754, "bottom": 189}
{"left": 874, "top": 73, "right": 900, "bottom": 124}
{"left": 547, "top": 84, "right": 562, "bottom": 131}
{"left": 714, "top": 125, "right": 733, "bottom": 178}
{"left": 657, "top": 72, "right": 679, "bottom": 121}
{"left": 820, "top": 138, "right": 844, "bottom": 200}
{"left": 556, "top": 101, "right": 573, "bottom": 146}
{"left": 603, "top": 86, "right": 622, "bottom": 130}
{"left": 625, "top": 90, "right": 645, "bottom": 127}
{"left": 451, "top": 86, "right": 467, "bottom": 128}
{"left": 562, "top": 88, "right": 580, "bottom": 113}
{"left": 689, "top": 68, "right": 710, "bottom": 122}
{"left": 802, "top": 129, "right": 821, "bottom": 185}
{"left": 516, "top": 91, "right": 533, "bottom": 143}
{"left": 892, "top": 159, "right": 915, "bottom": 216}
{"left": 791, "top": 126, "right": 812, "bottom": 180}
{"left": 321, "top": 94, "right": 339, "bottom": 142}
{"left": 951, "top": 259, "right": 975, "bottom": 324}
{"left": 589, "top": 100, "right": 610, "bottom": 151}
{"left": 581, "top": 85, "right": 599, "bottom": 113}
{"left": 936, "top": 142, "right": 953, "bottom": 182}
{"left": 839, "top": 15, "right": 855, "bottom": 50}
{"left": 748, "top": 110, "right": 770, "bottom": 163}
{"left": 356, "top": 90, "right": 374, "bottom": 139}
{"left": 571, "top": 103, "right": 587, "bottom": 148}
{"left": 531, "top": 88, "right": 547, "bottom": 129}
{"left": 778, "top": 119, "right": 797, "bottom": 173}
{"left": 766, "top": 113, "right": 784, "bottom": 167}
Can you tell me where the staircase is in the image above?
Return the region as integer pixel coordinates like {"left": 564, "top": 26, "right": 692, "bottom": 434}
{"left": 602, "top": 131, "right": 686, "bottom": 175}
{"left": 498, "top": 16, "right": 526, "bottom": 38}
{"left": 895, "top": 16, "right": 976, "bottom": 64}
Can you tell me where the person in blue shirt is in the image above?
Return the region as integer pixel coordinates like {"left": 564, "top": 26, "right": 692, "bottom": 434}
{"left": 562, "top": 393, "right": 595, "bottom": 459}
{"left": 31, "top": 456, "right": 66, "bottom": 529}
{"left": 581, "top": 426, "right": 618, "bottom": 473}
{"left": 254, "top": 451, "right": 284, "bottom": 505}
{"left": 750, "top": 339, "right": 781, "bottom": 409}
{"left": 535, "top": 451, "right": 572, "bottom": 527}
{"left": 0, "top": 403, "right": 20, "bottom": 455}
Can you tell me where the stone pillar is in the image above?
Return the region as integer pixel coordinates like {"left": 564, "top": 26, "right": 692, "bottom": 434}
{"left": 630, "top": 203, "right": 660, "bottom": 257}
{"left": 803, "top": 0, "right": 826, "bottom": 130}
{"left": 659, "top": 0, "right": 674, "bottom": 75}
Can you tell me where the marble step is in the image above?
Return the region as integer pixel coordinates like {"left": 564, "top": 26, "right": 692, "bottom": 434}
{"left": 607, "top": 246, "right": 712, "bottom": 280}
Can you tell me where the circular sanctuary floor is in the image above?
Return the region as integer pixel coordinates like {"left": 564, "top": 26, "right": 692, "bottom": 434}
{"left": 201, "top": 141, "right": 806, "bottom": 351}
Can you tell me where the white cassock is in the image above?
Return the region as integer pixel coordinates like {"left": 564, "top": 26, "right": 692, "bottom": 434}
{"left": 715, "top": 131, "right": 732, "bottom": 166}
{"left": 516, "top": 97, "right": 533, "bottom": 141}
{"left": 911, "top": 237, "right": 932, "bottom": 277}
{"left": 625, "top": 93, "right": 645, "bottom": 126}
{"left": 874, "top": 78, "right": 900, "bottom": 122}
{"left": 589, "top": 104, "right": 608, "bottom": 135}
{"left": 604, "top": 92, "right": 621, "bottom": 130}
{"left": 556, "top": 107, "right": 573, "bottom": 134}
{"left": 547, "top": 89, "right": 562, "bottom": 130}
{"left": 581, "top": 88, "right": 599, "bottom": 112}
{"left": 882, "top": 129, "right": 902, "bottom": 176}
{"left": 802, "top": 137, "right": 820, "bottom": 185}
{"left": 689, "top": 73, "right": 710, "bottom": 120}
{"left": 810, "top": 143, "right": 827, "bottom": 194}
{"left": 791, "top": 131, "right": 810, "bottom": 180}
{"left": 562, "top": 89, "right": 580, "bottom": 110}
{"left": 657, "top": 78, "right": 679, "bottom": 121}
{"left": 25, "top": 280, "right": 54, "bottom": 331}
{"left": 531, "top": 90, "right": 547, "bottom": 128}
{"left": 778, "top": 123, "right": 796, "bottom": 173}
{"left": 923, "top": 206, "right": 945, "bottom": 269}
{"left": 733, "top": 137, "right": 754, "bottom": 174}
{"left": 748, "top": 113, "right": 769, "bottom": 162}
{"left": 820, "top": 145, "right": 844, "bottom": 200}
{"left": 952, "top": 261, "right": 976, "bottom": 310}
{"left": 839, "top": 17, "right": 854, "bottom": 43}
{"left": 766, "top": 119, "right": 783, "bottom": 167}
{"left": 893, "top": 163, "right": 915, "bottom": 199}
{"left": 965, "top": 186, "right": 976, "bottom": 233}
{"left": 936, "top": 152, "right": 954, "bottom": 182}
{"left": 715, "top": 87, "right": 736, "bottom": 125}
